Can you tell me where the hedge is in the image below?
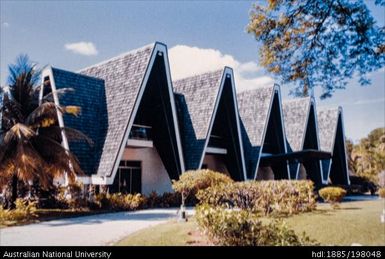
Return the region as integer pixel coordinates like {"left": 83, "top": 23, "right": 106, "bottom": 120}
{"left": 196, "top": 180, "right": 316, "bottom": 216}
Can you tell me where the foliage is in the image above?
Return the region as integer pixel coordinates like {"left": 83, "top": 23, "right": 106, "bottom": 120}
{"left": 0, "top": 199, "right": 37, "bottom": 223}
{"left": 55, "top": 182, "right": 89, "bottom": 209}
{"left": 196, "top": 180, "right": 316, "bottom": 216}
{"left": 346, "top": 128, "right": 385, "bottom": 184}
{"left": 144, "top": 191, "right": 197, "bottom": 208}
{"left": 318, "top": 187, "right": 347, "bottom": 208}
{"left": 0, "top": 55, "right": 92, "bottom": 207}
{"left": 94, "top": 193, "right": 145, "bottom": 211}
{"left": 172, "top": 170, "right": 234, "bottom": 206}
{"left": 247, "top": 0, "right": 385, "bottom": 98}
{"left": 195, "top": 204, "right": 317, "bottom": 246}
{"left": 378, "top": 188, "right": 385, "bottom": 199}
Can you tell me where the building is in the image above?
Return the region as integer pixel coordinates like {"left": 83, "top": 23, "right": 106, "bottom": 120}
{"left": 238, "top": 84, "right": 289, "bottom": 180}
{"left": 317, "top": 107, "right": 350, "bottom": 185}
{"left": 1, "top": 41, "right": 350, "bottom": 194}
{"left": 174, "top": 67, "right": 246, "bottom": 181}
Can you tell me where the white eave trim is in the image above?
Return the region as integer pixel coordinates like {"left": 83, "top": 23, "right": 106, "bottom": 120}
{"left": 206, "top": 147, "right": 227, "bottom": 154}
{"left": 127, "top": 139, "right": 154, "bottom": 148}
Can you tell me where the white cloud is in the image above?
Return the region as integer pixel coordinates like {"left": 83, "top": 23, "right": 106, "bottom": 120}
{"left": 169, "top": 45, "right": 273, "bottom": 92}
{"left": 2, "top": 22, "right": 9, "bottom": 28}
{"left": 64, "top": 41, "right": 98, "bottom": 56}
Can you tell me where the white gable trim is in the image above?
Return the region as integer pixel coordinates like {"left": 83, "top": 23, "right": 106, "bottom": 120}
{"left": 40, "top": 67, "right": 70, "bottom": 186}
{"left": 198, "top": 67, "right": 247, "bottom": 181}
{"left": 254, "top": 85, "right": 291, "bottom": 180}
{"left": 106, "top": 43, "right": 186, "bottom": 185}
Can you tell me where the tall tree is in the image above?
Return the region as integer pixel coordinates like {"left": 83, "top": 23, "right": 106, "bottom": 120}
{"left": 0, "top": 55, "right": 91, "bottom": 208}
{"left": 247, "top": 0, "right": 385, "bottom": 98}
{"left": 348, "top": 127, "right": 385, "bottom": 183}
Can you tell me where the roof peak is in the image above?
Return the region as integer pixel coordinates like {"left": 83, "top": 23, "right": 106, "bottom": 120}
{"left": 173, "top": 67, "right": 225, "bottom": 83}
{"left": 77, "top": 42, "right": 157, "bottom": 73}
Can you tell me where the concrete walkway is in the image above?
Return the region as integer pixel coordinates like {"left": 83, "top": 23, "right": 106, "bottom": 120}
{"left": 0, "top": 208, "right": 193, "bottom": 246}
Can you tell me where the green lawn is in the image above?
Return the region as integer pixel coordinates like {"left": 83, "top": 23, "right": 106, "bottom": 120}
{"left": 116, "top": 199, "right": 385, "bottom": 246}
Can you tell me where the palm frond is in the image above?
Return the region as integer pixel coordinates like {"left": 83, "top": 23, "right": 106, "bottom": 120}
{"left": 4, "top": 123, "right": 36, "bottom": 144}
{"left": 39, "top": 126, "right": 94, "bottom": 146}
{"left": 42, "top": 88, "right": 75, "bottom": 102}
{"left": 25, "top": 102, "right": 60, "bottom": 128}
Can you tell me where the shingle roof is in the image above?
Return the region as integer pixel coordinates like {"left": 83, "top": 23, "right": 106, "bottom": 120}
{"left": 282, "top": 97, "right": 311, "bottom": 152}
{"left": 78, "top": 43, "right": 155, "bottom": 177}
{"left": 51, "top": 68, "right": 106, "bottom": 175}
{"left": 237, "top": 85, "right": 275, "bottom": 147}
{"left": 173, "top": 69, "right": 224, "bottom": 170}
{"left": 317, "top": 107, "right": 340, "bottom": 153}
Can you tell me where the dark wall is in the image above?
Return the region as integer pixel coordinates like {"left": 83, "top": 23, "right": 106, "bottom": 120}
{"left": 209, "top": 77, "right": 244, "bottom": 181}
{"left": 261, "top": 92, "right": 289, "bottom": 179}
{"left": 51, "top": 68, "right": 107, "bottom": 175}
{"left": 302, "top": 105, "right": 323, "bottom": 185}
{"left": 134, "top": 54, "right": 183, "bottom": 180}
{"left": 330, "top": 114, "right": 349, "bottom": 185}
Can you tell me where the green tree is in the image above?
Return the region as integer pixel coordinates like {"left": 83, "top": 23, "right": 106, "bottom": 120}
{"left": 0, "top": 55, "right": 91, "bottom": 208}
{"left": 247, "top": 0, "right": 385, "bottom": 98}
{"left": 348, "top": 127, "right": 385, "bottom": 183}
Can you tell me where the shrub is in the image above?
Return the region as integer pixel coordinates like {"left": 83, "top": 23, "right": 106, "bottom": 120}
{"left": 94, "top": 193, "right": 145, "bottom": 211}
{"left": 318, "top": 187, "right": 347, "bottom": 208}
{"left": 0, "top": 199, "right": 37, "bottom": 223}
{"left": 196, "top": 180, "right": 316, "bottom": 216}
{"left": 378, "top": 188, "right": 385, "bottom": 198}
{"left": 195, "top": 204, "right": 317, "bottom": 246}
{"left": 172, "top": 169, "right": 234, "bottom": 206}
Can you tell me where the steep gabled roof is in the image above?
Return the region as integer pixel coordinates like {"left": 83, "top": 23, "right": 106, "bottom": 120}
{"left": 283, "top": 97, "right": 325, "bottom": 184}
{"left": 174, "top": 69, "right": 223, "bottom": 140}
{"left": 238, "top": 84, "right": 289, "bottom": 180}
{"left": 174, "top": 67, "right": 246, "bottom": 180}
{"left": 237, "top": 85, "right": 275, "bottom": 147}
{"left": 318, "top": 107, "right": 349, "bottom": 185}
{"left": 317, "top": 107, "right": 340, "bottom": 153}
{"left": 173, "top": 69, "right": 224, "bottom": 170}
{"left": 49, "top": 68, "right": 106, "bottom": 175}
{"left": 77, "top": 43, "right": 155, "bottom": 180}
{"left": 282, "top": 97, "right": 311, "bottom": 152}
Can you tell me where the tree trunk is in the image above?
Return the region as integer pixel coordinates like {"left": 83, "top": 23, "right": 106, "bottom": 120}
{"left": 10, "top": 174, "right": 18, "bottom": 209}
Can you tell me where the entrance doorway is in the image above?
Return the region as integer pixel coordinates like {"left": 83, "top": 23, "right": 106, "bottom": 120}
{"left": 110, "top": 161, "right": 141, "bottom": 194}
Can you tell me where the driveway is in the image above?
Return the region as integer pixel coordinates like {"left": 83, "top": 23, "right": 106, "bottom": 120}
{"left": 0, "top": 208, "right": 193, "bottom": 246}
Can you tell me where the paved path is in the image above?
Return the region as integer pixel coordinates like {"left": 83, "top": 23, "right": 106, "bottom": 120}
{"left": 0, "top": 208, "right": 193, "bottom": 246}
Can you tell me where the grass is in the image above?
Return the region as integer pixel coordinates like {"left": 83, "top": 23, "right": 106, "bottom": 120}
{"left": 285, "top": 200, "right": 385, "bottom": 246}
{"left": 115, "top": 218, "right": 205, "bottom": 246}
{"left": 115, "top": 199, "right": 385, "bottom": 246}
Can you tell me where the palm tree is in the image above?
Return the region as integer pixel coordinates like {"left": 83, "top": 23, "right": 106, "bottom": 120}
{"left": 0, "top": 55, "right": 91, "bottom": 208}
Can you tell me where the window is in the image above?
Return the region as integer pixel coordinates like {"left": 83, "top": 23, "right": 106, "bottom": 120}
{"left": 129, "top": 124, "right": 152, "bottom": 140}
{"left": 110, "top": 161, "right": 141, "bottom": 194}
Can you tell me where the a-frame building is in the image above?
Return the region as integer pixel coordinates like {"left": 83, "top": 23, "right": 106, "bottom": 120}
{"left": 174, "top": 67, "right": 246, "bottom": 181}
{"left": 318, "top": 107, "right": 350, "bottom": 185}
{"left": 282, "top": 97, "right": 325, "bottom": 186}
{"left": 238, "top": 85, "right": 289, "bottom": 180}
{"left": 40, "top": 42, "right": 185, "bottom": 194}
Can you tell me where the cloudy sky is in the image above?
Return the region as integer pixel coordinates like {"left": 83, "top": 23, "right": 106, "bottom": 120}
{"left": 1, "top": 1, "right": 384, "bottom": 142}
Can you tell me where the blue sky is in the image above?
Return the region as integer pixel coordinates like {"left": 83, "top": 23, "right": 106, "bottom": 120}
{"left": 1, "top": 0, "right": 384, "bottom": 142}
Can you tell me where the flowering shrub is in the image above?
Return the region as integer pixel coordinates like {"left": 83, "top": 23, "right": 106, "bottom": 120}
{"left": 196, "top": 180, "right": 316, "bottom": 216}
{"left": 172, "top": 169, "right": 234, "bottom": 206}
{"left": 94, "top": 193, "right": 145, "bottom": 211}
{"left": 318, "top": 187, "right": 347, "bottom": 209}
{"left": 0, "top": 199, "right": 37, "bottom": 223}
{"left": 195, "top": 204, "right": 317, "bottom": 246}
